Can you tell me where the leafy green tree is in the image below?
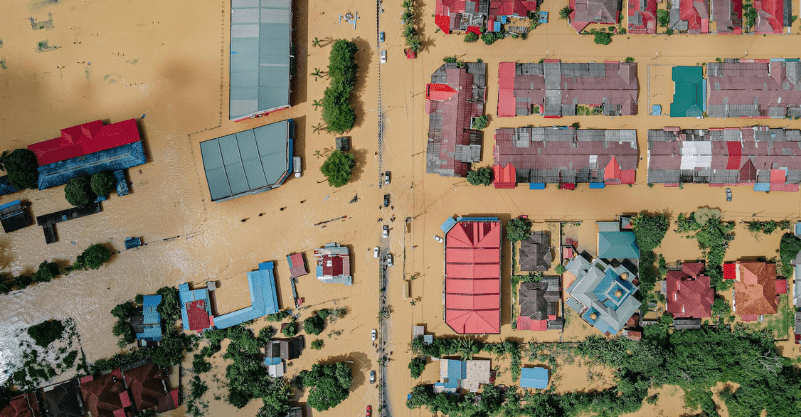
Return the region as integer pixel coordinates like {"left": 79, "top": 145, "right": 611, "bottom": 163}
{"left": 90, "top": 171, "right": 116, "bottom": 196}
{"left": 571, "top": 122, "right": 581, "bottom": 129}
{"left": 464, "top": 32, "right": 479, "bottom": 42}
{"left": 257, "top": 326, "right": 276, "bottom": 344}
{"left": 266, "top": 309, "right": 291, "bottom": 322}
{"left": 409, "top": 356, "right": 426, "bottom": 378}
{"left": 69, "top": 243, "right": 112, "bottom": 271}
{"left": 320, "top": 151, "right": 355, "bottom": 187}
{"left": 471, "top": 115, "right": 489, "bottom": 130}
{"left": 192, "top": 354, "right": 212, "bottom": 373}
{"left": 657, "top": 9, "right": 670, "bottom": 27}
{"left": 282, "top": 321, "right": 298, "bottom": 337}
{"left": 0, "top": 149, "right": 39, "bottom": 190}
{"left": 465, "top": 167, "right": 493, "bottom": 186}
{"left": 110, "top": 301, "right": 134, "bottom": 319}
{"left": 311, "top": 340, "right": 324, "bottom": 350}
{"left": 506, "top": 217, "right": 531, "bottom": 243}
{"left": 64, "top": 175, "right": 96, "bottom": 208}
{"left": 559, "top": 6, "right": 573, "bottom": 20}
{"left": 443, "top": 56, "right": 458, "bottom": 64}
{"left": 151, "top": 330, "right": 188, "bottom": 368}
{"left": 555, "top": 264, "right": 566, "bottom": 274}
{"left": 779, "top": 233, "right": 801, "bottom": 277}
{"left": 625, "top": 57, "right": 635, "bottom": 63}
{"left": 303, "top": 315, "right": 326, "bottom": 335}
{"left": 593, "top": 32, "right": 612, "bottom": 45}
{"left": 322, "top": 40, "right": 358, "bottom": 133}
{"left": 156, "top": 286, "right": 181, "bottom": 324}
{"left": 300, "top": 362, "right": 353, "bottom": 411}
{"left": 631, "top": 213, "right": 669, "bottom": 253}
{"left": 27, "top": 320, "right": 64, "bottom": 348}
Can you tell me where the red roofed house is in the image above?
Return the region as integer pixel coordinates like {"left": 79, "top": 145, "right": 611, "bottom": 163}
{"left": 489, "top": 0, "right": 540, "bottom": 19}
{"left": 666, "top": 262, "right": 714, "bottom": 318}
{"left": 443, "top": 218, "right": 502, "bottom": 334}
{"left": 79, "top": 369, "right": 134, "bottom": 417}
{"left": 710, "top": 0, "right": 742, "bottom": 34}
{"left": 314, "top": 243, "right": 353, "bottom": 285}
{"left": 628, "top": 0, "right": 657, "bottom": 34}
{"left": 27, "top": 119, "right": 141, "bottom": 166}
{"left": 670, "top": 0, "right": 710, "bottom": 34}
{"left": 569, "top": 0, "right": 621, "bottom": 33}
{"left": 754, "top": 0, "right": 786, "bottom": 34}
{"left": 287, "top": 253, "right": 308, "bottom": 279}
{"left": 776, "top": 278, "right": 788, "bottom": 294}
{"left": 733, "top": 261, "right": 778, "bottom": 321}
{"left": 0, "top": 393, "right": 41, "bottom": 417}
{"left": 186, "top": 300, "right": 212, "bottom": 332}
{"left": 493, "top": 127, "right": 638, "bottom": 188}
{"left": 433, "top": 0, "right": 488, "bottom": 33}
{"left": 122, "top": 363, "right": 179, "bottom": 414}
{"left": 427, "top": 63, "right": 487, "bottom": 177}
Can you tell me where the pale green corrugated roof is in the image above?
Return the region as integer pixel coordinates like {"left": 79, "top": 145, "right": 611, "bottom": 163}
{"left": 598, "top": 231, "right": 640, "bottom": 259}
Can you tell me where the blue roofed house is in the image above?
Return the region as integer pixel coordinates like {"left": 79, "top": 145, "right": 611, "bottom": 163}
{"left": 565, "top": 252, "right": 641, "bottom": 335}
{"left": 433, "top": 359, "right": 491, "bottom": 393}
{"left": 597, "top": 221, "right": 640, "bottom": 259}
{"left": 179, "top": 283, "right": 213, "bottom": 332}
{"left": 213, "top": 262, "right": 280, "bottom": 329}
{"left": 132, "top": 295, "right": 163, "bottom": 346}
{"left": 520, "top": 367, "right": 549, "bottom": 389}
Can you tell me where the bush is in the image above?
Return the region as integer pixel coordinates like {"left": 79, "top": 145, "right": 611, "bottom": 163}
{"left": 555, "top": 264, "right": 566, "bottom": 274}
{"left": 571, "top": 122, "right": 581, "bottom": 129}
{"left": 625, "top": 57, "right": 635, "bottom": 63}
{"left": 266, "top": 309, "right": 292, "bottom": 322}
{"left": 321, "top": 151, "right": 355, "bottom": 187}
{"left": 506, "top": 217, "right": 531, "bottom": 243}
{"left": 317, "top": 309, "right": 330, "bottom": 319}
{"left": 0, "top": 149, "right": 39, "bottom": 190}
{"left": 657, "top": 9, "right": 670, "bottom": 27}
{"left": 151, "top": 330, "right": 189, "bottom": 368}
{"left": 593, "top": 32, "right": 612, "bottom": 45}
{"left": 559, "top": 6, "right": 573, "bottom": 20}
{"left": 64, "top": 176, "right": 96, "bottom": 208}
{"left": 156, "top": 286, "right": 181, "bottom": 324}
{"left": 70, "top": 243, "right": 112, "bottom": 271}
{"left": 27, "top": 320, "right": 64, "bottom": 348}
{"left": 304, "top": 315, "right": 326, "bottom": 335}
{"left": 779, "top": 233, "right": 801, "bottom": 277}
{"left": 90, "top": 171, "right": 116, "bottom": 196}
{"left": 282, "top": 321, "right": 298, "bottom": 337}
{"left": 311, "top": 340, "right": 324, "bottom": 350}
{"left": 481, "top": 32, "right": 503, "bottom": 45}
{"left": 466, "top": 167, "right": 493, "bottom": 186}
{"left": 409, "top": 356, "right": 426, "bottom": 378}
{"left": 471, "top": 115, "right": 489, "bottom": 130}
{"left": 631, "top": 213, "right": 670, "bottom": 253}
{"left": 464, "top": 32, "right": 479, "bottom": 43}
{"left": 192, "top": 354, "right": 212, "bottom": 373}
{"left": 322, "top": 40, "right": 358, "bottom": 133}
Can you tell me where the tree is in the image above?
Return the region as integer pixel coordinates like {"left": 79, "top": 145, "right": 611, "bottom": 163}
{"left": 471, "top": 115, "right": 489, "bottom": 130}
{"left": 464, "top": 32, "right": 479, "bottom": 42}
{"left": 409, "top": 356, "right": 426, "bottom": 378}
{"left": 27, "top": 320, "right": 64, "bottom": 348}
{"left": 779, "top": 233, "right": 801, "bottom": 277}
{"left": 625, "top": 57, "right": 635, "bottom": 63}
{"left": 156, "top": 286, "right": 181, "bottom": 324}
{"left": 481, "top": 32, "right": 502, "bottom": 45}
{"left": 657, "top": 9, "right": 670, "bottom": 27}
{"left": 192, "top": 354, "right": 212, "bottom": 373}
{"left": 0, "top": 149, "right": 39, "bottom": 190}
{"left": 571, "top": 122, "right": 581, "bottom": 129}
{"left": 64, "top": 175, "right": 96, "bottom": 208}
{"left": 90, "top": 171, "right": 116, "bottom": 197}
{"left": 151, "top": 330, "right": 188, "bottom": 368}
{"left": 70, "top": 243, "right": 112, "bottom": 271}
{"left": 555, "top": 264, "right": 566, "bottom": 274}
{"left": 631, "top": 213, "right": 669, "bottom": 253}
{"left": 311, "top": 340, "right": 324, "bottom": 350}
{"left": 466, "top": 167, "right": 493, "bottom": 186}
{"left": 300, "top": 362, "right": 353, "bottom": 411}
{"left": 312, "top": 99, "right": 322, "bottom": 109}
{"left": 593, "top": 32, "right": 612, "bottom": 45}
{"left": 34, "top": 260, "right": 60, "bottom": 282}
{"left": 304, "top": 315, "right": 326, "bottom": 335}
{"left": 506, "top": 217, "right": 531, "bottom": 243}
{"left": 322, "top": 40, "right": 358, "bottom": 133}
{"left": 282, "top": 321, "right": 298, "bottom": 337}
{"left": 312, "top": 37, "right": 321, "bottom": 47}
{"left": 559, "top": 6, "right": 573, "bottom": 20}
{"left": 320, "top": 151, "right": 355, "bottom": 187}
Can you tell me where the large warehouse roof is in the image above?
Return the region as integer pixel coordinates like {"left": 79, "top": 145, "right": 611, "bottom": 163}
{"left": 230, "top": 0, "right": 292, "bottom": 121}
{"left": 200, "top": 120, "right": 293, "bottom": 202}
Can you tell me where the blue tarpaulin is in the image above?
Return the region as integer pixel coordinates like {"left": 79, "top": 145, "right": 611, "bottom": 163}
{"left": 754, "top": 183, "right": 770, "bottom": 192}
{"left": 538, "top": 12, "right": 548, "bottom": 24}
{"left": 529, "top": 183, "right": 546, "bottom": 190}
{"left": 440, "top": 217, "right": 457, "bottom": 234}
{"left": 494, "top": 21, "right": 501, "bottom": 32}
{"left": 589, "top": 183, "right": 606, "bottom": 189}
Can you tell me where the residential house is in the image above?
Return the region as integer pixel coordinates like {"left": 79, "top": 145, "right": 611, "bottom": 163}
{"left": 669, "top": 0, "right": 710, "bottom": 34}
{"left": 492, "top": 127, "right": 638, "bottom": 189}
{"left": 628, "top": 0, "right": 657, "bottom": 34}
{"left": 442, "top": 217, "right": 501, "bottom": 334}
{"left": 131, "top": 295, "right": 162, "bottom": 346}
{"left": 433, "top": 359, "right": 491, "bottom": 393}
{"left": 517, "top": 278, "right": 563, "bottom": 331}
{"left": 212, "top": 262, "right": 280, "bottom": 329}
{"left": 265, "top": 337, "right": 305, "bottom": 361}
{"left": 285, "top": 406, "right": 303, "bottom": 417}
{"left": 38, "top": 379, "right": 84, "bottom": 417}
{"left": 79, "top": 369, "right": 133, "bottom": 417}
{"left": 666, "top": 262, "right": 714, "bottom": 318}
{"left": 753, "top": 0, "right": 788, "bottom": 34}
{"left": 178, "top": 283, "right": 214, "bottom": 332}
{"left": 497, "top": 61, "right": 638, "bottom": 117}
{"left": 519, "top": 367, "right": 549, "bottom": 389}
{"left": 121, "top": 362, "right": 179, "bottom": 414}
{"left": 433, "top": 0, "right": 540, "bottom": 34}
{"left": 314, "top": 243, "right": 353, "bottom": 285}
{"left": 597, "top": 221, "right": 640, "bottom": 259}
{"left": 0, "top": 200, "right": 31, "bottom": 233}
{"left": 568, "top": 0, "right": 621, "bottom": 32}
{"left": 286, "top": 253, "right": 308, "bottom": 278}
{"left": 518, "top": 232, "right": 552, "bottom": 272}
{"left": 426, "top": 63, "right": 486, "bottom": 177}
{"left": 647, "top": 126, "right": 801, "bottom": 191}
{"left": 565, "top": 252, "right": 641, "bottom": 335}
{"left": 707, "top": 59, "right": 801, "bottom": 118}
{"left": 0, "top": 393, "right": 41, "bottom": 417}
{"left": 731, "top": 261, "right": 778, "bottom": 321}
{"left": 673, "top": 317, "right": 703, "bottom": 329}
{"left": 710, "top": 0, "right": 743, "bottom": 33}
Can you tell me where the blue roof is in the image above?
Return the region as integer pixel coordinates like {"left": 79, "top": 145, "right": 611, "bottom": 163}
{"left": 37, "top": 141, "right": 146, "bottom": 190}
{"left": 529, "top": 182, "right": 546, "bottom": 190}
{"left": 593, "top": 269, "right": 635, "bottom": 311}
{"left": 456, "top": 217, "right": 500, "bottom": 223}
{"left": 440, "top": 217, "right": 457, "bottom": 234}
{"left": 520, "top": 367, "right": 549, "bottom": 389}
{"left": 434, "top": 359, "right": 466, "bottom": 390}
{"left": 0, "top": 200, "right": 21, "bottom": 211}
{"left": 264, "top": 357, "right": 282, "bottom": 366}
{"left": 589, "top": 182, "right": 606, "bottom": 189}
{"left": 136, "top": 294, "right": 163, "bottom": 341}
{"left": 598, "top": 231, "right": 640, "bottom": 259}
{"left": 754, "top": 183, "right": 770, "bottom": 192}
{"left": 214, "top": 262, "right": 280, "bottom": 329}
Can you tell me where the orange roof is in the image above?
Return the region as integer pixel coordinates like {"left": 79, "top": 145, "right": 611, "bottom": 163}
{"left": 734, "top": 261, "right": 778, "bottom": 316}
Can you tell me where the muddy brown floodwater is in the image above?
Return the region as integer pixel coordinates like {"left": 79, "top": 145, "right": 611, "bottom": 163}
{"left": 1, "top": 0, "right": 801, "bottom": 416}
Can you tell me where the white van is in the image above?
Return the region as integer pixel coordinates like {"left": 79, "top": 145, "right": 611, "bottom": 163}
{"left": 293, "top": 156, "right": 301, "bottom": 177}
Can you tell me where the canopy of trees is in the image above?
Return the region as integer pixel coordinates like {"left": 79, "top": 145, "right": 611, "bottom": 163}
{"left": 27, "top": 320, "right": 64, "bottom": 348}
{"left": 320, "top": 151, "right": 355, "bottom": 187}
{"left": 303, "top": 315, "right": 326, "bottom": 335}
{"left": 298, "top": 362, "right": 353, "bottom": 411}
{"left": 466, "top": 167, "right": 493, "bottom": 186}
{"left": 90, "top": 171, "right": 116, "bottom": 196}
{"left": 322, "top": 40, "right": 358, "bottom": 133}
{"left": 156, "top": 286, "right": 181, "bottom": 324}
{"left": 780, "top": 233, "right": 801, "bottom": 278}
{"left": 282, "top": 321, "right": 298, "bottom": 337}
{"left": 506, "top": 218, "right": 531, "bottom": 243}
{"left": 64, "top": 175, "right": 96, "bottom": 208}
{"left": 69, "top": 243, "right": 112, "bottom": 271}
{"left": 0, "top": 149, "right": 39, "bottom": 190}
{"left": 409, "top": 356, "right": 426, "bottom": 378}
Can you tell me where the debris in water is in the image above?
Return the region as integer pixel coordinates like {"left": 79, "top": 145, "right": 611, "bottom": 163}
{"left": 280, "top": 207, "right": 286, "bottom": 211}
{"left": 324, "top": 195, "right": 329, "bottom": 201}
{"left": 241, "top": 218, "right": 248, "bottom": 223}
{"left": 349, "top": 194, "right": 358, "bottom": 204}
{"left": 300, "top": 200, "right": 306, "bottom": 204}
{"left": 70, "top": 241, "right": 76, "bottom": 245}
{"left": 258, "top": 213, "right": 265, "bottom": 217}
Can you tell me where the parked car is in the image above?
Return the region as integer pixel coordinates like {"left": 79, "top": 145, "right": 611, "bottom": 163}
{"left": 383, "top": 194, "right": 390, "bottom": 207}
{"left": 386, "top": 253, "right": 393, "bottom": 267}
{"left": 433, "top": 235, "right": 443, "bottom": 243}
{"left": 726, "top": 188, "right": 732, "bottom": 202}
{"left": 383, "top": 225, "right": 389, "bottom": 238}
{"left": 370, "top": 370, "right": 376, "bottom": 384}
{"left": 384, "top": 171, "right": 391, "bottom": 185}
{"left": 293, "top": 156, "right": 301, "bottom": 178}
{"left": 379, "top": 32, "right": 385, "bottom": 42}
{"left": 373, "top": 247, "right": 379, "bottom": 258}
{"left": 381, "top": 50, "right": 387, "bottom": 64}
{"left": 371, "top": 329, "right": 377, "bottom": 341}
{"left": 366, "top": 405, "right": 372, "bottom": 417}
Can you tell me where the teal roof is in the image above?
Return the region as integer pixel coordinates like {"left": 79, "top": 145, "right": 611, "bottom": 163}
{"left": 200, "top": 120, "right": 293, "bottom": 202}
{"left": 230, "top": 0, "right": 292, "bottom": 120}
{"left": 670, "top": 66, "right": 705, "bottom": 118}
{"left": 520, "top": 367, "right": 548, "bottom": 389}
{"left": 598, "top": 231, "right": 639, "bottom": 259}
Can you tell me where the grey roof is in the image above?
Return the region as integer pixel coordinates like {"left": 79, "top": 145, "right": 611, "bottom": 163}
{"left": 519, "top": 278, "right": 561, "bottom": 320}
{"left": 519, "top": 232, "right": 553, "bottom": 272}
{"left": 200, "top": 120, "right": 293, "bottom": 202}
{"left": 230, "top": 0, "right": 292, "bottom": 120}
{"left": 673, "top": 317, "right": 702, "bottom": 330}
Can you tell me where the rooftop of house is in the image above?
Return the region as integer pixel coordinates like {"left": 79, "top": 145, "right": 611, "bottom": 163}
{"left": 707, "top": 60, "right": 801, "bottom": 118}
{"left": 287, "top": 253, "right": 308, "bottom": 278}
{"left": 598, "top": 230, "right": 640, "bottom": 259}
{"left": 666, "top": 263, "right": 714, "bottom": 318}
{"left": 213, "top": 262, "right": 280, "bottom": 329}
{"left": 569, "top": 0, "right": 622, "bottom": 32}
{"left": 79, "top": 369, "right": 130, "bottom": 417}
{"left": 122, "top": 363, "right": 178, "bottom": 414}
{"left": 669, "top": 0, "right": 710, "bottom": 34}
{"left": 444, "top": 218, "right": 502, "bottom": 334}
{"left": 710, "top": 0, "right": 742, "bottom": 34}
{"left": 434, "top": 359, "right": 491, "bottom": 392}
{"left": 518, "top": 232, "right": 553, "bottom": 271}
{"left": 0, "top": 393, "right": 41, "bottom": 417}
{"left": 628, "top": 0, "right": 658, "bottom": 34}
{"left": 520, "top": 367, "right": 549, "bottom": 389}
{"left": 314, "top": 244, "right": 352, "bottom": 285}
{"left": 734, "top": 261, "right": 778, "bottom": 316}
{"left": 427, "top": 63, "right": 487, "bottom": 177}
{"left": 754, "top": 0, "right": 785, "bottom": 34}
{"left": 27, "top": 119, "right": 141, "bottom": 166}
{"left": 39, "top": 379, "right": 84, "bottom": 417}
{"left": 178, "top": 283, "right": 213, "bottom": 332}
{"left": 517, "top": 277, "right": 561, "bottom": 331}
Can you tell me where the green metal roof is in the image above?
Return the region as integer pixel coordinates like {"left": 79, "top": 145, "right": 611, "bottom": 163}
{"left": 598, "top": 231, "right": 640, "bottom": 259}
{"left": 670, "top": 66, "right": 704, "bottom": 118}
{"left": 200, "top": 120, "right": 292, "bottom": 202}
{"left": 230, "top": 0, "right": 292, "bottom": 121}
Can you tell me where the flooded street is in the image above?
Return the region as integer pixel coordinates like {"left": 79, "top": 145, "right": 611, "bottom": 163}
{"left": 0, "top": 0, "right": 800, "bottom": 415}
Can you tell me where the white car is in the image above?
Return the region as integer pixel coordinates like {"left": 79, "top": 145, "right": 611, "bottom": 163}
{"left": 370, "top": 370, "right": 376, "bottom": 384}
{"left": 385, "top": 253, "right": 393, "bottom": 267}
{"left": 383, "top": 225, "right": 389, "bottom": 238}
{"left": 380, "top": 50, "right": 387, "bottom": 64}
{"left": 433, "top": 235, "right": 443, "bottom": 243}
{"left": 371, "top": 329, "right": 377, "bottom": 341}
{"left": 373, "top": 247, "right": 379, "bottom": 258}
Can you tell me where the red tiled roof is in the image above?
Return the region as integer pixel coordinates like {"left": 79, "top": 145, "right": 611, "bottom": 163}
{"left": 490, "top": 0, "right": 540, "bottom": 17}
{"left": 186, "top": 300, "right": 211, "bottom": 331}
{"left": 434, "top": 15, "right": 452, "bottom": 33}
{"left": 570, "top": 0, "right": 621, "bottom": 32}
{"left": 467, "top": 26, "right": 481, "bottom": 35}
{"left": 754, "top": 0, "right": 784, "bottom": 33}
{"left": 80, "top": 370, "right": 128, "bottom": 417}
{"left": 735, "top": 261, "right": 778, "bottom": 316}
{"left": 497, "top": 62, "right": 517, "bottom": 117}
{"left": 741, "top": 314, "right": 759, "bottom": 322}
{"left": 666, "top": 265, "right": 714, "bottom": 318}
{"left": 628, "top": 0, "right": 658, "bottom": 34}
{"left": 776, "top": 278, "right": 787, "bottom": 294}
{"left": 288, "top": 253, "right": 308, "bottom": 278}
{"left": 711, "top": 0, "right": 743, "bottom": 34}
{"left": 0, "top": 394, "right": 40, "bottom": 417}
{"left": 516, "top": 316, "right": 547, "bottom": 331}
{"left": 27, "top": 119, "right": 140, "bottom": 165}
{"left": 123, "top": 363, "right": 178, "bottom": 413}
{"left": 679, "top": 0, "right": 710, "bottom": 34}
{"left": 723, "top": 263, "right": 737, "bottom": 279}
{"left": 322, "top": 254, "right": 344, "bottom": 276}
{"left": 445, "top": 220, "right": 501, "bottom": 334}
{"left": 427, "top": 83, "right": 458, "bottom": 101}
{"left": 493, "top": 164, "right": 516, "bottom": 188}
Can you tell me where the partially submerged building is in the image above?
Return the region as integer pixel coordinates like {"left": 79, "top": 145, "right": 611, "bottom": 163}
{"left": 728, "top": 261, "right": 778, "bottom": 321}
{"left": 121, "top": 362, "right": 179, "bottom": 414}
{"left": 38, "top": 380, "right": 84, "bottom": 417}
{"left": 597, "top": 221, "right": 640, "bottom": 259}
{"left": 670, "top": 66, "right": 705, "bottom": 117}
{"left": 0, "top": 200, "right": 31, "bottom": 233}
{"left": 707, "top": 59, "right": 801, "bottom": 118}
{"left": 669, "top": 0, "right": 710, "bottom": 34}
{"left": 426, "top": 63, "right": 486, "bottom": 177}
{"left": 433, "top": 359, "right": 491, "bottom": 393}
{"left": 263, "top": 337, "right": 305, "bottom": 377}
{"left": 516, "top": 277, "right": 563, "bottom": 331}
{"left": 442, "top": 217, "right": 501, "bottom": 334}
{"left": 27, "top": 119, "right": 145, "bottom": 190}
{"left": 212, "top": 262, "right": 280, "bottom": 329}
{"left": 314, "top": 243, "right": 352, "bottom": 285}
{"left": 493, "top": 127, "right": 638, "bottom": 189}
{"left": 497, "top": 61, "right": 638, "bottom": 117}
{"left": 179, "top": 283, "right": 214, "bottom": 332}
{"left": 753, "top": 0, "right": 788, "bottom": 33}
{"left": 568, "top": 0, "right": 621, "bottom": 32}
{"left": 710, "top": 0, "right": 743, "bottom": 34}
{"left": 433, "top": 0, "right": 540, "bottom": 34}
{"left": 665, "top": 262, "right": 714, "bottom": 318}
{"left": 647, "top": 126, "right": 801, "bottom": 191}
{"left": 131, "top": 294, "right": 163, "bottom": 346}
{"left": 519, "top": 367, "right": 549, "bottom": 389}
{"left": 200, "top": 120, "right": 294, "bottom": 202}
{"left": 229, "top": 0, "right": 293, "bottom": 121}
{"left": 565, "top": 253, "right": 641, "bottom": 335}
{"left": 286, "top": 253, "right": 308, "bottom": 278}
{"left": 518, "top": 232, "right": 552, "bottom": 272}
{"left": 0, "top": 393, "right": 41, "bottom": 417}
{"left": 628, "top": 0, "right": 658, "bottom": 34}
{"left": 79, "top": 369, "right": 132, "bottom": 417}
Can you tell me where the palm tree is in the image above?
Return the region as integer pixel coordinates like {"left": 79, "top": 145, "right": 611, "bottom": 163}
{"left": 402, "top": 0, "right": 413, "bottom": 10}
{"left": 407, "top": 37, "right": 422, "bottom": 53}
{"left": 458, "top": 338, "right": 479, "bottom": 360}
{"left": 410, "top": 300, "right": 416, "bottom": 306}
{"left": 312, "top": 99, "right": 322, "bottom": 109}
{"left": 311, "top": 123, "right": 327, "bottom": 134}
{"left": 559, "top": 6, "right": 573, "bottom": 20}
{"left": 311, "top": 68, "right": 322, "bottom": 80}
{"left": 312, "top": 37, "right": 321, "bottom": 47}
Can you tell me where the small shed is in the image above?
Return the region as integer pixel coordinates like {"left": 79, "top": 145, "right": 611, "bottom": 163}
{"left": 0, "top": 200, "right": 31, "bottom": 233}
{"left": 287, "top": 253, "right": 308, "bottom": 278}
{"left": 335, "top": 137, "right": 350, "bottom": 151}
{"left": 520, "top": 367, "right": 549, "bottom": 389}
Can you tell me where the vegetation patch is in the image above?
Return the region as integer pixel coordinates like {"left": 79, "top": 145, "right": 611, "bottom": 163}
{"left": 27, "top": 320, "right": 65, "bottom": 348}
{"left": 67, "top": 243, "right": 113, "bottom": 271}
{"left": 296, "top": 362, "right": 353, "bottom": 411}
{"left": 779, "top": 232, "right": 801, "bottom": 277}
{"left": 676, "top": 208, "right": 735, "bottom": 288}
{"left": 466, "top": 167, "right": 493, "bottom": 186}
{"left": 11, "top": 319, "right": 83, "bottom": 391}
{"left": 401, "top": 0, "right": 422, "bottom": 52}
{"left": 321, "top": 40, "right": 358, "bottom": 133}
{"left": 320, "top": 150, "right": 355, "bottom": 187}
{"left": 0, "top": 149, "right": 39, "bottom": 190}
